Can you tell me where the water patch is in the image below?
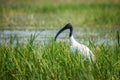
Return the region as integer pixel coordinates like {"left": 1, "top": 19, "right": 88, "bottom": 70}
{"left": 0, "top": 26, "right": 119, "bottom": 45}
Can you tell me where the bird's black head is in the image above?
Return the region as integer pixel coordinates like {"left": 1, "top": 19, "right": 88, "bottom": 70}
{"left": 54, "top": 23, "right": 73, "bottom": 41}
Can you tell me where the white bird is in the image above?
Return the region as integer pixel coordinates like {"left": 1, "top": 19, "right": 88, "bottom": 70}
{"left": 54, "top": 23, "right": 95, "bottom": 61}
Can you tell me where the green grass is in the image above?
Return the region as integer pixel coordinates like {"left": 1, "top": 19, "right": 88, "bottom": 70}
{"left": 0, "top": 32, "right": 120, "bottom": 80}
{"left": 0, "top": 3, "right": 120, "bottom": 27}
{"left": 0, "top": 0, "right": 120, "bottom": 79}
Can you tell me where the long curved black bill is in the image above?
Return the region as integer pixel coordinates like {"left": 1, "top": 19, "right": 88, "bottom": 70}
{"left": 54, "top": 23, "right": 73, "bottom": 41}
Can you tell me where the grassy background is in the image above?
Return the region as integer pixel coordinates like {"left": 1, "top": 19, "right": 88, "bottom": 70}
{"left": 0, "top": 0, "right": 120, "bottom": 27}
{"left": 0, "top": 0, "right": 120, "bottom": 79}
{"left": 0, "top": 33, "right": 120, "bottom": 80}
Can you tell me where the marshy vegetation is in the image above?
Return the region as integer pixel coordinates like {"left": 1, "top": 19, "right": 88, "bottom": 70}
{"left": 0, "top": 0, "right": 120, "bottom": 27}
{"left": 0, "top": 32, "right": 120, "bottom": 80}
{"left": 0, "top": 0, "right": 120, "bottom": 79}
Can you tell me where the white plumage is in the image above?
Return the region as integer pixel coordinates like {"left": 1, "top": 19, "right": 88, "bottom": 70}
{"left": 55, "top": 23, "right": 95, "bottom": 61}
{"left": 70, "top": 35, "right": 94, "bottom": 61}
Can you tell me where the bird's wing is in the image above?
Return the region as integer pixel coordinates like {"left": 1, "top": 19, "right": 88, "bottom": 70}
{"left": 70, "top": 44, "right": 94, "bottom": 60}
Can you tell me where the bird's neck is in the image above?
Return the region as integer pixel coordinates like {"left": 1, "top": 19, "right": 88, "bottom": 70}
{"left": 69, "top": 26, "right": 73, "bottom": 37}
{"left": 69, "top": 35, "right": 78, "bottom": 45}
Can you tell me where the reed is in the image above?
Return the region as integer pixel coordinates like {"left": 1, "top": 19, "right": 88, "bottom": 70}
{"left": 0, "top": 32, "right": 120, "bottom": 80}
{"left": 0, "top": 3, "right": 120, "bottom": 27}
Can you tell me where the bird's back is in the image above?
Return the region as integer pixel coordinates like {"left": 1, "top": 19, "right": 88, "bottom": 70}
{"left": 70, "top": 36, "right": 94, "bottom": 61}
